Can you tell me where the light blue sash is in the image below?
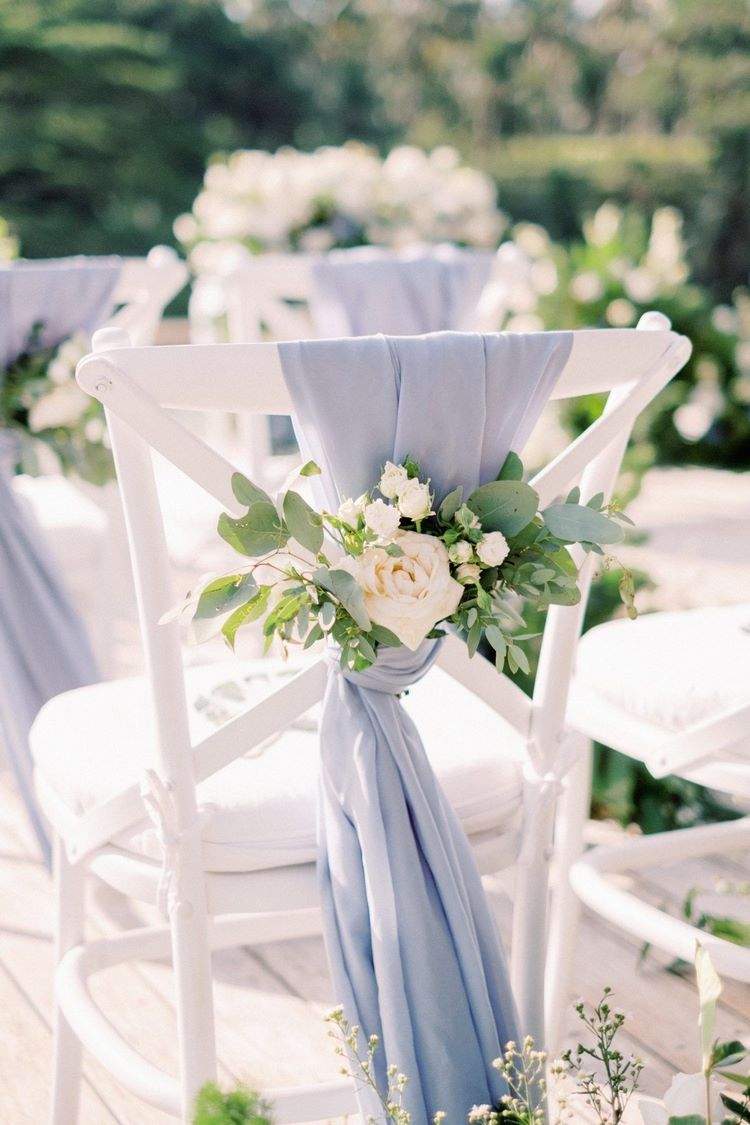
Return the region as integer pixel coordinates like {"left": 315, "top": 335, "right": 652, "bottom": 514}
{"left": 0, "top": 257, "right": 121, "bottom": 863}
{"left": 279, "top": 331, "right": 571, "bottom": 1123}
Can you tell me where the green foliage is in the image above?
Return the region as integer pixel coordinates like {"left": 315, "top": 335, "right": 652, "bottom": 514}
{"left": 193, "top": 1082, "right": 271, "bottom": 1125}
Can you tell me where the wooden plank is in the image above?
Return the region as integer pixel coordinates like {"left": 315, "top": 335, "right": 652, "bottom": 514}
{"left": 0, "top": 957, "right": 115, "bottom": 1124}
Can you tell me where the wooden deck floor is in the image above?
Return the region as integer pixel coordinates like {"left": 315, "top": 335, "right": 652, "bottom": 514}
{"left": 2, "top": 769, "right": 749, "bottom": 1124}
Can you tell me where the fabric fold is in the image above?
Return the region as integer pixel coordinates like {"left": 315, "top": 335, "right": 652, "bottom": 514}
{"left": 278, "top": 330, "right": 572, "bottom": 1123}
{"left": 309, "top": 246, "right": 494, "bottom": 338}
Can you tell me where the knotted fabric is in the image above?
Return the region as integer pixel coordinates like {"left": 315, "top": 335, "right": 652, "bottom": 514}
{"left": 0, "top": 257, "right": 120, "bottom": 863}
{"left": 278, "top": 331, "right": 572, "bottom": 1123}
{"left": 309, "top": 246, "right": 494, "bottom": 338}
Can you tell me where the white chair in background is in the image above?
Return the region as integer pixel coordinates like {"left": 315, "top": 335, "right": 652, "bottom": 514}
{"left": 32, "top": 317, "right": 689, "bottom": 1122}
{"left": 12, "top": 247, "right": 188, "bottom": 672}
{"left": 193, "top": 248, "right": 529, "bottom": 488}
{"left": 546, "top": 600, "right": 750, "bottom": 1042}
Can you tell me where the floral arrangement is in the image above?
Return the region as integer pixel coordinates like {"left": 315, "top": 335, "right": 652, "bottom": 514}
{"left": 170, "top": 452, "right": 633, "bottom": 671}
{"left": 483, "top": 201, "right": 750, "bottom": 472}
{"left": 0, "top": 325, "right": 113, "bottom": 483}
{"left": 174, "top": 142, "right": 504, "bottom": 278}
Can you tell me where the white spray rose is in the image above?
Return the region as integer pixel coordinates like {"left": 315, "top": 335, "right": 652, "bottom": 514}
{"left": 476, "top": 531, "right": 510, "bottom": 567}
{"left": 28, "top": 384, "right": 90, "bottom": 432}
{"left": 448, "top": 540, "right": 473, "bottom": 565}
{"left": 363, "top": 498, "right": 400, "bottom": 541}
{"left": 379, "top": 461, "right": 409, "bottom": 499}
{"left": 456, "top": 562, "right": 481, "bottom": 585}
{"left": 397, "top": 477, "right": 433, "bottom": 521}
{"left": 348, "top": 530, "right": 463, "bottom": 650}
{"left": 337, "top": 496, "right": 364, "bottom": 527}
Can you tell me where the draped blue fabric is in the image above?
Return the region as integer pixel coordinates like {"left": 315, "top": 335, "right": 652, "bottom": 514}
{"left": 0, "top": 257, "right": 121, "bottom": 863}
{"left": 278, "top": 331, "right": 572, "bottom": 1123}
{"left": 309, "top": 246, "right": 494, "bottom": 338}
{"left": 0, "top": 256, "right": 121, "bottom": 369}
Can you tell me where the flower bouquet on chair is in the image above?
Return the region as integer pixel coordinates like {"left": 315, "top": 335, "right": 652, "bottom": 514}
{"left": 168, "top": 451, "right": 634, "bottom": 671}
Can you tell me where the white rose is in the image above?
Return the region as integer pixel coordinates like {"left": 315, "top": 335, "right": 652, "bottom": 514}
{"left": 337, "top": 496, "right": 364, "bottom": 527}
{"left": 636, "top": 1073, "right": 723, "bottom": 1125}
{"left": 397, "top": 478, "right": 433, "bottom": 521}
{"left": 363, "top": 498, "right": 400, "bottom": 541}
{"left": 456, "top": 562, "right": 481, "bottom": 585}
{"left": 476, "top": 532, "right": 510, "bottom": 567}
{"left": 448, "top": 540, "right": 473, "bottom": 565}
{"left": 379, "top": 460, "right": 409, "bottom": 499}
{"left": 350, "top": 530, "right": 462, "bottom": 650}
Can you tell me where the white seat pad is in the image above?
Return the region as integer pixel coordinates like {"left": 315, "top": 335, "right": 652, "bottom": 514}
{"left": 32, "top": 659, "right": 525, "bottom": 873}
{"left": 575, "top": 604, "right": 750, "bottom": 733}
{"left": 570, "top": 604, "right": 750, "bottom": 785}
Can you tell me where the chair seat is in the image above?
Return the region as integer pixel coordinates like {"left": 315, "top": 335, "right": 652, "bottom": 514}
{"left": 569, "top": 603, "right": 750, "bottom": 791}
{"left": 32, "top": 658, "right": 525, "bottom": 873}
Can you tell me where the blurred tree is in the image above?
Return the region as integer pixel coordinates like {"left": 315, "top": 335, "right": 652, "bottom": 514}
{"left": 0, "top": 0, "right": 746, "bottom": 294}
{"left": 0, "top": 0, "right": 335, "bottom": 256}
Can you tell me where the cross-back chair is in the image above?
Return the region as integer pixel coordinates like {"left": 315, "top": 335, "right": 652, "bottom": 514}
{"left": 561, "top": 603, "right": 750, "bottom": 988}
{"left": 34, "top": 318, "right": 690, "bottom": 1122}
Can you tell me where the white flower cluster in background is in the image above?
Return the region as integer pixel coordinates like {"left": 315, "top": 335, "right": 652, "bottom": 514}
{"left": 175, "top": 142, "right": 505, "bottom": 275}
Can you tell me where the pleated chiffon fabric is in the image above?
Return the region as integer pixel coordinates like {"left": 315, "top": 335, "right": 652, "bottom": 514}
{"left": 309, "top": 246, "right": 494, "bottom": 338}
{"left": 279, "top": 330, "right": 572, "bottom": 1123}
{"left": 0, "top": 257, "right": 121, "bottom": 862}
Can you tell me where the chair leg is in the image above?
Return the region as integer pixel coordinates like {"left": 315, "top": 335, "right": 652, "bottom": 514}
{"left": 511, "top": 785, "right": 557, "bottom": 1049}
{"left": 51, "top": 835, "right": 85, "bottom": 1125}
{"left": 544, "top": 735, "right": 592, "bottom": 1053}
{"left": 168, "top": 876, "right": 218, "bottom": 1120}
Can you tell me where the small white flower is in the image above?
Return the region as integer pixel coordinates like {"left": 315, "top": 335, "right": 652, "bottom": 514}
{"left": 476, "top": 531, "right": 510, "bottom": 567}
{"left": 468, "top": 1106, "right": 492, "bottom": 1123}
{"left": 363, "top": 498, "right": 400, "bottom": 541}
{"left": 28, "top": 384, "right": 90, "bottom": 432}
{"left": 379, "top": 460, "right": 409, "bottom": 499}
{"left": 456, "top": 562, "right": 481, "bottom": 584}
{"left": 337, "top": 496, "right": 364, "bottom": 527}
{"left": 448, "top": 540, "right": 473, "bottom": 565}
{"left": 397, "top": 478, "right": 432, "bottom": 521}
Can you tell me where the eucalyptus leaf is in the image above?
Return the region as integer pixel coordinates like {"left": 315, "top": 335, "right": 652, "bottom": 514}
{"left": 467, "top": 480, "right": 539, "bottom": 536}
{"left": 542, "top": 502, "right": 625, "bottom": 546}
{"left": 439, "top": 486, "right": 463, "bottom": 523}
{"left": 667, "top": 1116, "right": 707, "bottom": 1125}
{"left": 218, "top": 502, "right": 289, "bottom": 557}
{"left": 194, "top": 572, "right": 257, "bottom": 620}
{"left": 367, "top": 623, "right": 402, "bottom": 647}
{"left": 467, "top": 620, "right": 483, "bottom": 657}
{"left": 300, "top": 460, "right": 321, "bottom": 476}
{"left": 221, "top": 586, "right": 272, "bottom": 649}
{"left": 283, "top": 490, "right": 324, "bottom": 554}
{"left": 497, "top": 451, "right": 523, "bottom": 481}
{"left": 231, "top": 471, "right": 273, "bottom": 509}
{"left": 313, "top": 567, "right": 371, "bottom": 630}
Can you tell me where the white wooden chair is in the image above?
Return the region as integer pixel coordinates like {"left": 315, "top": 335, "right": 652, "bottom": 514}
{"left": 13, "top": 247, "right": 188, "bottom": 671}
{"left": 550, "top": 601, "right": 750, "bottom": 1027}
{"left": 33, "top": 317, "right": 689, "bottom": 1122}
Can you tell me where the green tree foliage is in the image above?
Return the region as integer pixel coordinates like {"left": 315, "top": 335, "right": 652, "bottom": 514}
{"left": 1, "top": 0, "right": 747, "bottom": 285}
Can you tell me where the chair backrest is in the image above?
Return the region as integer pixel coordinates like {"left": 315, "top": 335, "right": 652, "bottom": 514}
{"left": 222, "top": 249, "right": 506, "bottom": 343}
{"left": 74, "top": 320, "right": 691, "bottom": 856}
{"left": 109, "top": 246, "right": 188, "bottom": 345}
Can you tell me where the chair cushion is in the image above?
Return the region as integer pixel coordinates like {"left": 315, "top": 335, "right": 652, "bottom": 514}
{"left": 574, "top": 603, "right": 750, "bottom": 735}
{"left": 31, "top": 659, "right": 525, "bottom": 873}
